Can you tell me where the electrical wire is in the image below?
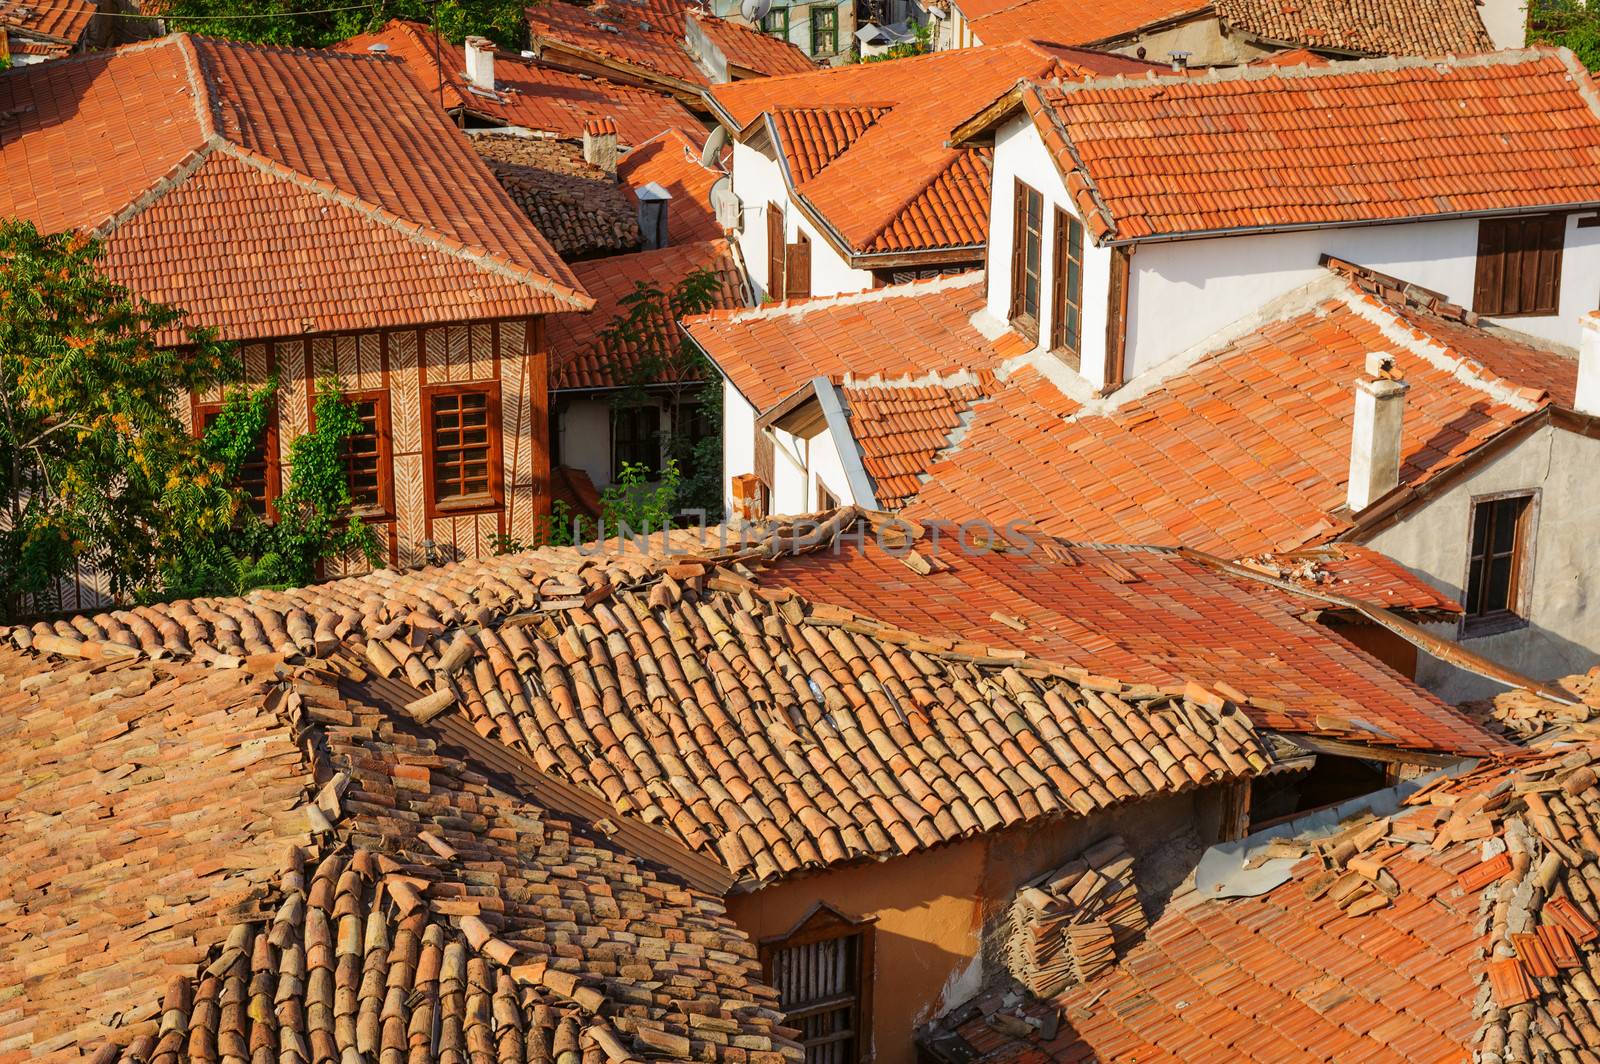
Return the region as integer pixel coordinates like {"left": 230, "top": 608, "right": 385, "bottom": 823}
{"left": 93, "top": 4, "right": 378, "bottom": 18}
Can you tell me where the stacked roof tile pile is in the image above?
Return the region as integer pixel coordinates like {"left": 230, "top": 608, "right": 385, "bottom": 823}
{"left": 551, "top": 239, "right": 745, "bottom": 391}
{"left": 1003, "top": 835, "right": 1146, "bottom": 997}
{"left": 335, "top": 20, "right": 705, "bottom": 146}
{"left": 0, "top": 36, "right": 590, "bottom": 343}
{"left": 930, "top": 744, "right": 1600, "bottom": 1062}
{"left": 7, "top": 512, "right": 1276, "bottom": 888}
{"left": 0, "top": 642, "right": 798, "bottom": 1061}
{"left": 472, "top": 132, "right": 643, "bottom": 258}
{"left": 997, "top": 51, "right": 1600, "bottom": 243}
{"left": 705, "top": 44, "right": 1153, "bottom": 259}
{"left": 1212, "top": 0, "right": 1492, "bottom": 56}
{"left": 1462, "top": 669, "right": 1600, "bottom": 743}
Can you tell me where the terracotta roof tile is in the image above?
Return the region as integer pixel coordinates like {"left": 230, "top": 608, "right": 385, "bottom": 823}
{"left": 551, "top": 239, "right": 745, "bottom": 390}
{"left": 0, "top": 645, "right": 796, "bottom": 1062}
{"left": 1020, "top": 51, "right": 1600, "bottom": 241}
{"left": 688, "top": 10, "right": 816, "bottom": 76}
{"left": 472, "top": 131, "right": 643, "bottom": 258}
{"left": 930, "top": 743, "right": 1600, "bottom": 1062}
{"left": 708, "top": 42, "right": 1155, "bottom": 256}
{"left": 0, "top": 35, "right": 589, "bottom": 342}
{"left": 1214, "top": 0, "right": 1492, "bottom": 55}
{"left": 755, "top": 535, "right": 1507, "bottom": 756}
{"left": 957, "top": 0, "right": 1205, "bottom": 48}
{"left": 0, "top": 0, "right": 93, "bottom": 46}
{"left": 906, "top": 276, "right": 1576, "bottom": 554}
{"left": 335, "top": 19, "right": 706, "bottom": 146}
{"left": 842, "top": 378, "right": 997, "bottom": 508}
{"left": 6, "top": 515, "right": 1278, "bottom": 887}
{"left": 616, "top": 127, "right": 728, "bottom": 245}
{"left": 529, "top": 0, "right": 710, "bottom": 86}
{"left": 686, "top": 271, "right": 1011, "bottom": 411}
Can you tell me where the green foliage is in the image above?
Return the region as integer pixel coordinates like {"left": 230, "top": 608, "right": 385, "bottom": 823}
{"left": 858, "top": 20, "right": 931, "bottom": 63}
{"left": 1530, "top": 0, "right": 1600, "bottom": 69}
{"left": 493, "top": 498, "right": 589, "bottom": 554}
{"left": 602, "top": 267, "right": 726, "bottom": 521}
{"left": 0, "top": 219, "right": 241, "bottom": 620}
{"left": 154, "top": 0, "right": 531, "bottom": 50}
{"left": 164, "top": 379, "right": 384, "bottom": 597}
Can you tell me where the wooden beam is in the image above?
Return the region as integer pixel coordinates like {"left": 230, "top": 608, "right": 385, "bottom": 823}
{"left": 1279, "top": 732, "right": 1465, "bottom": 768}
{"left": 1102, "top": 245, "right": 1131, "bottom": 391}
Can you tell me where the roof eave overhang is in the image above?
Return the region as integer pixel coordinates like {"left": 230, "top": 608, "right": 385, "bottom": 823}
{"left": 948, "top": 81, "right": 1029, "bottom": 148}
{"left": 1106, "top": 200, "right": 1600, "bottom": 247}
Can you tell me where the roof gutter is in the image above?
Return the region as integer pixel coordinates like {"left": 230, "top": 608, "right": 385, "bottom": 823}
{"left": 1179, "top": 546, "right": 1578, "bottom": 704}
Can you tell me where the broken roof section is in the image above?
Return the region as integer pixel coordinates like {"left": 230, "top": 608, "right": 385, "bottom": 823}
{"left": 472, "top": 131, "right": 643, "bottom": 259}
{"left": 0, "top": 644, "right": 797, "bottom": 1061}
{"left": 0, "top": 35, "right": 591, "bottom": 342}
{"left": 0, "top": 0, "right": 94, "bottom": 55}
{"left": 705, "top": 43, "right": 1154, "bottom": 263}
{"left": 928, "top": 743, "right": 1600, "bottom": 1062}
{"left": 954, "top": 49, "right": 1600, "bottom": 244}
{"left": 335, "top": 19, "right": 705, "bottom": 147}
{"left": 1213, "top": 0, "right": 1493, "bottom": 56}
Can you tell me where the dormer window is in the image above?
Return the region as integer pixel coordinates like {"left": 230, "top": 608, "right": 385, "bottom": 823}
{"left": 1051, "top": 206, "right": 1084, "bottom": 369}
{"left": 1009, "top": 179, "right": 1044, "bottom": 341}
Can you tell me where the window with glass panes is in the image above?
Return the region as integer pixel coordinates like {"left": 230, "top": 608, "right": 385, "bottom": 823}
{"left": 1009, "top": 179, "right": 1043, "bottom": 339}
{"left": 341, "top": 391, "right": 390, "bottom": 516}
{"left": 425, "top": 386, "right": 498, "bottom": 509}
{"left": 612, "top": 404, "right": 662, "bottom": 479}
{"left": 1051, "top": 206, "right": 1083, "bottom": 368}
{"left": 197, "top": 402, "right": 276, "bottom": 518}
{"left": 763, "top": 6, "right": 789, "bottom": 38}
{"left": 810, "top": 6, "right": 837, "bottom": 54}
{"left": 1463, "top": 492, "right": 1535, "bottom": 633}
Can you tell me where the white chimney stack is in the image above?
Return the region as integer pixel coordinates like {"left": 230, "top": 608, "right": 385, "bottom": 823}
{"left": 1347, "top": 352, "right": 1409, "bottom": 513}
{"left": 1577, "top": 312, "right": 1600, "bottom": 417}
{"left": 583, "top": 117, "right": 619, "bottom": 173}
{"left": 464, "top": 36, "right": 496, "bottom": 92}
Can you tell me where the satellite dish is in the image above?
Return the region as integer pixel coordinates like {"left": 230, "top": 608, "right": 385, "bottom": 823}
{"left": 741, "top": 0, "right": 774, "bottom": 24}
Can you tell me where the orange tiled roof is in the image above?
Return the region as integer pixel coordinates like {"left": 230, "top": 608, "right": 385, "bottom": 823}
{"left": 472, "top": 131, "right": 643, "bottom": 258}
{"left": 686, "top": 271, "right": 1023, "bottom": 411}
{"left": 956, "top": 0, "right": 1205, "bottom": 48}
{"left": 689, "top": 10, "right": 815, "bottom": 76}
{"left": 708, "top": 42, "right": 1155, "bottom": 257}
{"left": 617, "top": 127, "right": 728, "bottom": 245}
{"left": 551, "top": 239, "right": 745, "bottom": 390}
{"left": 0, "top": 0, "right": 93, "bottom": 46}
{"left": 757, "top": 536, "right": 1508, "bottom": 756}
{"left": 0, "top": 36, "right": 590, "bottom": 342}
{"left": 8, "top": 514, "right": 1277, "bottom": 886}
{"left": 1010, "top": 50, "right": 1600, "bottom": 242}
{"left": 335, "top": 19, "right": 706, "bottom": 146}
{"left": 932, "top": 744, "right": 1600, "bottom": 1062}
{"left": 1215, "top": 0, "right": 1493, "bottom": 55}
{"left": 0, "top": 643, "right": 795, "bottom": 1062}
{"left": 843, "top": 378, "right": 998, "bottom": 508}
{"left": 905, "top": 276, "right": 1577, "bottom": 554}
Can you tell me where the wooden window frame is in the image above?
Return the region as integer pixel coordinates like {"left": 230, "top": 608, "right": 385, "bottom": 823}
{"left": 340, "top": 389, "right": 394, "bottom": 520}
{"left": 193, "top": 396, "right": 281, "bottom": 521}
{"left": 767, "top": 202, "right": 787, "bottom": 300}
{"left": 1473, "top": 213, "right": 1566, "bottom": 318}
{"left": 759, "top": 903, "right": 876, "bottom": 1064}
{"left": 1050, "top": 205, "right": 1084, "bottom": 370}
{"left": 809, "top": 5, "right": 838, "bottom": 54}
{"left": 421, "top": 381, "right": 503, "bottom": 518}
{"left": 611, "top": 402, "right": 663, "bottom": 480}
{"left": 1459, "top": 489, "right": 1539, "bottom": 639}
{"left": 786, "top": 230, "right": 813, "bottom": 300}
{"left": 1009, "top": 179, "right": 1043, "bottom": 342}
{"left": 815, "top": 476, "right": 839, "bottom": 511}
{"left": 762, "top": 6, "right": 789, "bottom": 38}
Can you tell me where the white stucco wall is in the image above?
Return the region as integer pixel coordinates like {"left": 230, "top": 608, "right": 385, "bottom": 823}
{"left": 557, "top": 398, "right": 613, "bottom": 489}
{"left": 722, "top": 377, "right": 757, "bottom": 511}
{"left": 729, "top": 138, "right": 871, "bottom": 301}
{"left": 792, "top": 207, "right": 875, "bottom": 297}
{"left": 1361, "top": 422, "right": 1600, "bottom": 702}
{"left": 768, "top": 422, "right": 854, "bottom": 513}
{"left": 1477, "top": 0, "right": 1527, "bottom": 49}
{"left": 1125, "top": 214, "right": 1600, "bottom": 378}
{"left": 987, "top": 116, "right": 1114, "bottom": 387}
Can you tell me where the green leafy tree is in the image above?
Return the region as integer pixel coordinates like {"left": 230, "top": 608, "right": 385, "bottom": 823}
{"left": 164, "top": 379, "right": 384, "bottom": 596}
{"left": 0, "top": 220, "right": 241, "bottom": 619}
{"left": 602, "top": 266, "right": 726, "bottom": 520}
{"left": 153, "top": 0, "right": 532, "bottom": 50}
{"left": 1530, "top": 0, "right": 1600, "bottom": 69}
{"left": 601, "top": 459, "right": 682, "bottom": 535}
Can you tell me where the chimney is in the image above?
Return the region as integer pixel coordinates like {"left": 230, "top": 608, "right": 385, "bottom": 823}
{"left": 636, "top": 181, "right": 672, "bottom": 249}
{"left": 1577, "top": 312, "right": 1600, "bottom": 417}
{"left": 464, "top": 36, "right": 496, "bottom": 92}
{"left": 583, "top": 117, "right": 619, "bottom": 173}
{"left": 1346, "top": 352, "right": 1409, "bottom": 513}
{"left": 1168, "top": 50, "right": 1190, "bottom": 72}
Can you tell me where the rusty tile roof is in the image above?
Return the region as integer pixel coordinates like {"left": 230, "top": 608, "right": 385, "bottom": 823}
{"left": 754, "top": 535, "right": 1508, "bottom": 756}
{"left": 472, "top": 131, "right": 643, "bottom": 258}
{"left": 0, "top": 35, "right": 589, "bottom": 342}
{"left": 7, "top": 515, "right": 1277, "bottom": 887}
{"left": 905, "top": 275, "right": 1577, "bottom": 555}
{"left": 931, "top": 744, "right": 1600, "bottom": 1063}
{"left": 686, "top": 271, "right": 1023, "bottom": 411}
{"left": 617, "top": 127, "right": 729, "bottom": 246}
{"left": 707, "top": 43, "right": 1154, "bottom": 257}
{"left": 957, "top": 0, "right": 1205, "bottom": 48}
{"left": 0, "top": 644, "right": 795, "bottom": 1062}
{"left": 335, "top": 19, "right": 706, "bottom": 146}
{"left": 551, "top": 239, "right": 745, "bottom": 390}
{"left": 0, "top": 0, "right": 92, "bottom": 46}
{"left": 1214, "top": 0, "right": 1493, "bottom": 56}
{"left": 1007, "top": 50, "right": 1600, "bottom": 242}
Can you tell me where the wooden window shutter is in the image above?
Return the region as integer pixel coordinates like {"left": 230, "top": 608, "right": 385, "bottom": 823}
{"left": 1103, "top": 245, "right": 1131, "bottom": 391}
{"left": 1008, "top": 179, "right": 1028, "bottom": 321}
{"left": 1474, "top": 213, "right": 1565, "bottom": 317}
{"left": 754, "top": 427, "right": 775, "bottom": 488}
{"left": 767, "top": 203, "right": 786, "bottom": 300}
{"left": 785, "top": 234, "right": 811, "bottom": 299}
